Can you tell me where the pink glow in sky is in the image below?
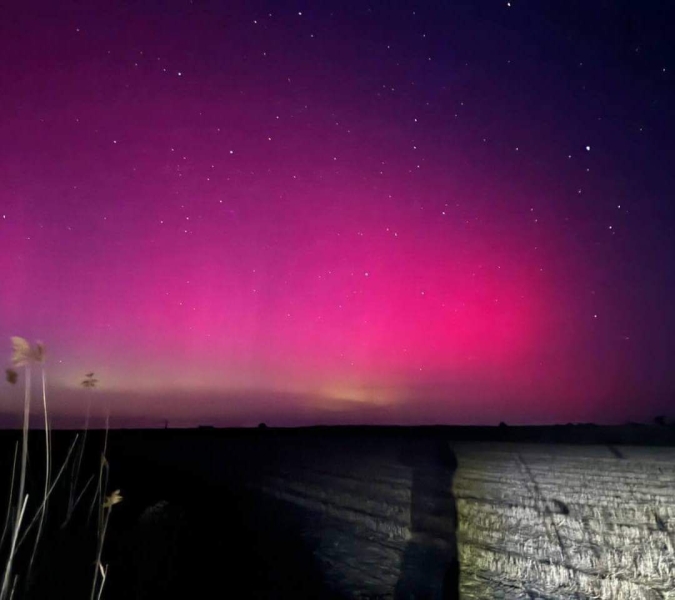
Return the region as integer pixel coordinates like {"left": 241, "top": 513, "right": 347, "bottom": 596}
{"left": 1, "top": 1, "right": 674, "bottom": 426}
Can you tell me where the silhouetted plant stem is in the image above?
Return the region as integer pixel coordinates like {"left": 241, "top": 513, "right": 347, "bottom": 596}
{"left": 16, "top": 366, "right": 30, "bottom": 535}
{"left": 90, "top": 489, "right": 121, "bottom": 600}
{"left": 0, "top": 444, "right": 19, "bottom": 552}
{"left": 27, "top": 366, "right": 50, "bottom": 576}
{"left": 65, "top": 396, "right": 91, "bottom": 527}
{"left": 17, "top": 435, "right": 79, "bottom": 550}
{"left": 0, "top": 495, "right": 28, "bottom": 600}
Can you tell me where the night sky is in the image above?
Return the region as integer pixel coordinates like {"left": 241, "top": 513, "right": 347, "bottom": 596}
{"left": 1, "top": 1, "right": 674, "bottom": 427}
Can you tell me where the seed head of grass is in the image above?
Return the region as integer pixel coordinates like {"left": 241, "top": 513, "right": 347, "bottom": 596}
{"left": 102, "top": 490, "right": 123, "bottom": 510}
{"left": 10, "top": 337, "right": 45, "bottom": 367}
{"left": 81, "top": 373, "right": 98, "bottom": 389}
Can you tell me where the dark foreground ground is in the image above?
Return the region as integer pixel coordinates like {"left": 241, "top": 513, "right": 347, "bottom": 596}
{"left": 0, "top": 424, "right": 673, "bottom": 599}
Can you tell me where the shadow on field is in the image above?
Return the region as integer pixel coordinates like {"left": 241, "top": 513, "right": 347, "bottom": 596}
{"left": 396, "top": 441, "right": 459, "bottom": 600}
{"left": 8, "top": 431, "right": 462, "bottom": 599}
{"left": 101, "top": 454, "right": 344, "bottom": 600}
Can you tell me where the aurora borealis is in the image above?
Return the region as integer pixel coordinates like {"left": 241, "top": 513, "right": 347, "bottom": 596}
{"left": 1, "top": 1, "right": 674, "bottom": 427}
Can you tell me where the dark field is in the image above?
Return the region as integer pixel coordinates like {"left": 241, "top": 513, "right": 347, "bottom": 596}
{"left": 0, "top": 424, "right": 674, "bottom": 599}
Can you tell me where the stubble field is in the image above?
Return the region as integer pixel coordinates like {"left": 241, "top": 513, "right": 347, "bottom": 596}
{"left": 454, "top": 443, "right": 675, "bottom": 600}
{"left": 2, "top": 428, "right": 674, "bottom": 599}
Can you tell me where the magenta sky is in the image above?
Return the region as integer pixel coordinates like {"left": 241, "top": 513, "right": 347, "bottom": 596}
{"left": 1, "top": 1, "right": 674, "bottom": 427}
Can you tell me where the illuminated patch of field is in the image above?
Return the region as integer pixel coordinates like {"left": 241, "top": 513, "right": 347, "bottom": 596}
{"left": 453, "top": 443, "right": 675, "bottom": 600}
